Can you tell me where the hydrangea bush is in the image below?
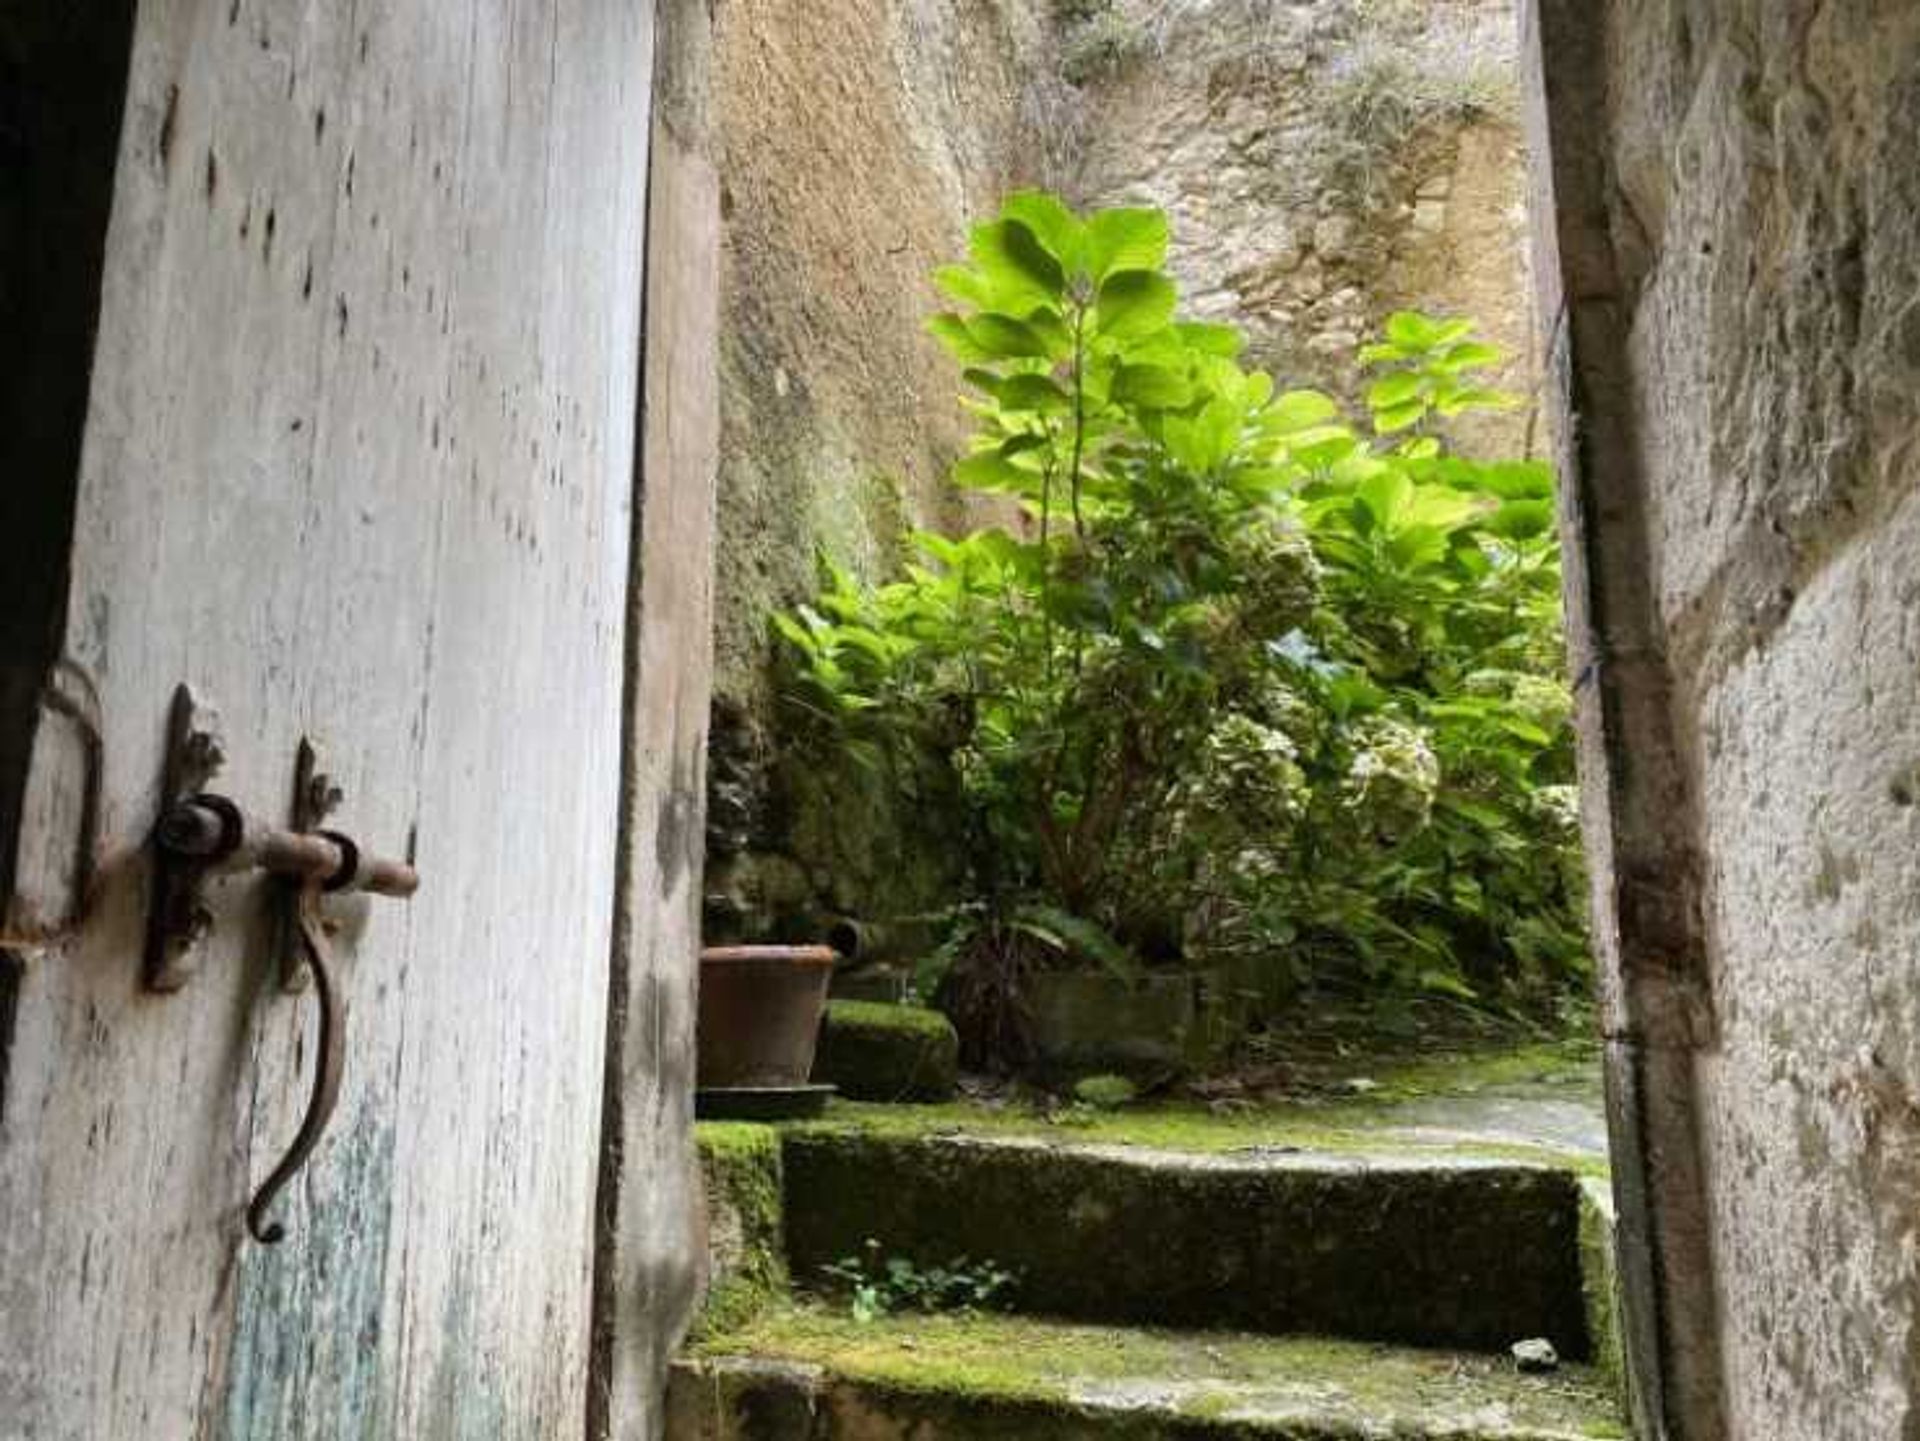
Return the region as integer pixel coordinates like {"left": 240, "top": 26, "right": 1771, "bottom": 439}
{"left": 776, "top": 193, "right": 1586, "bottom": 1023}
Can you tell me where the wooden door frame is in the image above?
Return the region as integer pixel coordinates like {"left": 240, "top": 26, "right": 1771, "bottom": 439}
{"left": 586, "top": 0, "right": 722, "bottom": 1436}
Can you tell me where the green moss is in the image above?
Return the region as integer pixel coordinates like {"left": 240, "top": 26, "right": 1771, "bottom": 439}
{"left": 814, "top": 1001, "right": 960, "bottom": 1101}
{"left": 689, "top": 1305, "right": 1629, "bottom": 1437}
{"left": 1070, "top": 1073, "right": 1138, "bottom": 1109}
{"left": 780, "top": 1027, "right": 1607, "bottom": 1180}
{"left": 1578, "top": 1179, "right": 1629, "bottom": 1404}
{"left": 787, "top": 1092, "right": 1608, "bottom": 1179}
{"left": 1338, "top": 1034, "right": 1600, "bottom": 1105}
{"left": 775, "top": 728, "right": 967, "bottom": 922}
{"left": 693, "top": 1123, "right": 789, "bottom": 1338}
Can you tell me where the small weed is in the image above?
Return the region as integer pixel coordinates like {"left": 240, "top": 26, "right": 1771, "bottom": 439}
{"left": 821, "top": 1239, "right": 1020, "bottom": 1324}
{"left": 1060, "top": 10, "right": 1153, "bottom": 85}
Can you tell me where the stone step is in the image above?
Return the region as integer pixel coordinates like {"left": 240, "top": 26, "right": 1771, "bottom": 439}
{"left": 780, "top": 1126, "right": 1593, "bottom": 1356}
{"left": 669, "top": 1309, "right": 1628, "bottom": 1440}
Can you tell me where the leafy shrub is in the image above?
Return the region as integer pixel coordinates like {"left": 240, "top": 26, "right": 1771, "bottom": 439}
{"left": 775, "top": 193, "right": 1584, "bottom": 1043}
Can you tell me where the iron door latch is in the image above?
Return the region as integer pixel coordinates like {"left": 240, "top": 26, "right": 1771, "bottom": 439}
{"left": 144, "top": 685, "right": 421, "bottom": 1244}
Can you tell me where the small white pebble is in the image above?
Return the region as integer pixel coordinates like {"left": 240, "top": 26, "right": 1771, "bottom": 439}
{"left": 1511, "top": 1337, "right": 1560, "bottom": 1373}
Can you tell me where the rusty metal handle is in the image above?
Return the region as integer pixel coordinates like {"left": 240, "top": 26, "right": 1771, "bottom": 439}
{"left": 158, "top": 797, "right": 419, "bottom": 897}
{"left": 246, "top": 884, "right": 345, "bottom": 1245}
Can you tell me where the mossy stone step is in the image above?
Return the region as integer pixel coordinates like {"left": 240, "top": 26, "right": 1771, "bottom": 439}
{"left": 669, "top": 1308, "right": 1629, "bottom": 1439}
{"left": 781, "top": 1128, "right": 1589, "bottom": 1356}
{"left": 812, "top": 1001, "right": 960, "bottom": 1101}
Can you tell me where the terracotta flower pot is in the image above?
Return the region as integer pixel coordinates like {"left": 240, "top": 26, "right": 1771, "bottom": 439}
{"left": 697, "top": 945, "right": 837, "bottom": 1089}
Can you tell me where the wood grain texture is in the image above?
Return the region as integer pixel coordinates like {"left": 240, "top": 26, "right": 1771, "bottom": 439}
{"left": 583, "top": 30, "right": 721, "bottom": 1441}
{"left": 590, "top": 0, "right": 721, "bottom": 1432}
{"left": 0, "top": 2, "right": 655, "bottom": 1437}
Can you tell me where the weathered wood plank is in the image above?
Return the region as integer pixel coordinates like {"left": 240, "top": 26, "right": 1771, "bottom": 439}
{"left": 590, "top": 1, "right": 720, "bottom": 1434}
{"left": 0, "top": 2, "right": 655, "bottom": 1437}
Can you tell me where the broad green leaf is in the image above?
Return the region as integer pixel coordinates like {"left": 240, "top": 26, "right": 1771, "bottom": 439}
{"left": 995, "top": 373, "right": 1072, "bottom": 413}
{"left": 1021, "top": 305, "right": 1074, "bottom": 356}
{"left": 1174, "top": 321, "right": 1244, "bottom": 357}
{"left": 1434, "top": 340, "right": 1502, "bottom": 372}
{"left": 927, "top": 312, "right": 989, "bottom": 362}
{"left": 953, "top": 450, "right": 1036, "bottom": 493}
{"left": 961, "top": 367, "right": 1003, "bottom": 400}
{"left": 1284, "top": 426, "right": 1360, "bottom": 456}
{"left": 1110, "top": 363, "right": 1191, "bottom": 409}
{"left": 1095, "top": 269, "right": 1177, "bottom": 341}
{"left": 1002, "top": 191, "right": 1086, "bottom": 273}
{"left": 1495, "top": 715, "right": 1555, "bottom": 745}
{"left": 910, "top": 530, "right": 963, "bottom": 565}
{"left": 1266, "top": 389, "right": 1341, "bottom": 434}
{"left": 771, "top": 612, "right": 817, "bottom": 651}
{"left": 933, "top": 264, "right": 991, "bottom": 307}
{"left": 1387, "top": 523, "right": 1453, "bottom": 569}
{"left": 1436, "top": 386, "right": 1518, "bottom": 416}
{"left": 1473, "top": 460, "right": 1556, "bottom": 498}
{"left": 1329, "top": 450, "right": 1389, "bottom": 486}
{"left": 835, "top": 626, "right": 897, "bottom": 661}
{"left": 1085, "top": 207, "right": 1169, "bottom": 280}
{"left": 1367, "top": 372, "right": 1426, "bottom": 410}
{"left": 1386, "top": 311, "right": 1437, "bottom": 350}
{"left": 966, "top": 312, "right": 1052, "bottom": 359}
{"left": 971, "top": 527, "right": 1038, "bottom": 574}
{"left": 970, "top": 219, "right": 1065, "bottom": 301}
{"left": 1374, "top": 400, "right": 1427, "bottom": 434}
{"left": 1485, "top": 498, "right": 1555, "bottom": 539}
{"left": 1357, "top": 468, "right": 1414, "bottom": 531}
{"left": 1437, "top": 794, "right": 1511, "bottom": 828}
{"left": 1403, "top": 485, "right": 1482, "bottom": 531}
{"left": 1197, "top": 396, "right": 1244, "bottom": 471}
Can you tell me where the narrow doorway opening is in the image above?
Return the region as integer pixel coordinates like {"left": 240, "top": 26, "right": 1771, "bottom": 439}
{"left": 676, "top": 4, "right": 1638, "bottom": 1436}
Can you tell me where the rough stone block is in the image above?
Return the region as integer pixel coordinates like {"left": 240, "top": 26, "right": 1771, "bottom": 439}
{"left": 1026, "top": 971, "right": 1246, "bottom": 1081}
{"left": 671, "top": 1311, "right": 1627, "bottom": 1440}
{"left": 812, "top": 1001, "right": 959, "bottom": 1102}
{"left": 694, "top": 1123, "right": 788, "bottom": 1336}
{"left": 780, "top": 1129, "right": 1591, "bottom": 1355}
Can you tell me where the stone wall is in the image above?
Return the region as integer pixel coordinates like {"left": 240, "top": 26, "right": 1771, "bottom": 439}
{"left": 1528, "top": 3, "right": 1920, "bottom": 1437}
{"left": 1065, "top": 0, "right": 1536, "bottom": 449}
{"left": 704, "top": 0, "right": 1053, "bottom": 936}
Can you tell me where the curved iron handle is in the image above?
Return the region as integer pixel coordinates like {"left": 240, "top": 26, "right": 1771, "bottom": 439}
{"left": 247, "top": 883, "right": 345, "bottom": 1245}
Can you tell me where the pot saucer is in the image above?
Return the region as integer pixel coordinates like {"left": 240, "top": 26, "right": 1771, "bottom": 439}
{"left": 695, "top": 1083, "right": 837, "bottom": 1121}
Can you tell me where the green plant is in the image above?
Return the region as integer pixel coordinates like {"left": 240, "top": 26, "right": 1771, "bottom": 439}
{"left": 1317, "top": 1, "right": 1518, "bottom": 205}
{"left": 821, "top": 1239, "right": 1019, "bottom": 1323}
{"left": 774, "top": 194, "right": 1585, "bottom": 1052}
{"left": 1059, "top": 8, "right": 1152, "bottom": 85}
{"left": 1071, "top": 1073, "right": 1139, "bottom": 1109}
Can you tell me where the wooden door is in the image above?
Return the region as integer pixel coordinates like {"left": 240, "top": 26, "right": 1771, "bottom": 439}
{"left": 0, "top": 3, "right": 663, "bottom": 1436}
